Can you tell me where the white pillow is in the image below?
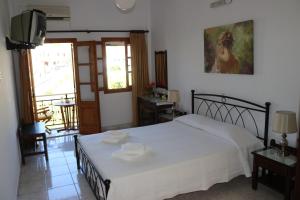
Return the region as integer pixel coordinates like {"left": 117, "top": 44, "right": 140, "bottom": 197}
{"left": 175, "top": 114, "right": 262, "bottom": 148}
{"left": 175, "top": 114, "right": 264, "bottom": 177}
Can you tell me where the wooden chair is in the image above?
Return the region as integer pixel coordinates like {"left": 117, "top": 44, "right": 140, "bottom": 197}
{"left": 36, "top": 106, "right": 53, "bottom": 133}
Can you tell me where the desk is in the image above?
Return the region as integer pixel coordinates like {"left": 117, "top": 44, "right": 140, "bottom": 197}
{"left": 54, "top": 101, "right": 76, "bottom": 131}
{"left": 137, "top": 96, "right": 173, "bottom": 126}
{"left": 19, "top": 122, "right": 48, "bottom": 165}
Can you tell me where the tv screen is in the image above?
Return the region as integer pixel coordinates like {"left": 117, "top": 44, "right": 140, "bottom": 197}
{"left": 11, "top": 10, "right": 46, "bottom": 46}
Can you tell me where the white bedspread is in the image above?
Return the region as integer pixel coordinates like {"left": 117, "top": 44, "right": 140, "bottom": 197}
{"left": 78, "top": 115, "right": 263, "bottom": 200}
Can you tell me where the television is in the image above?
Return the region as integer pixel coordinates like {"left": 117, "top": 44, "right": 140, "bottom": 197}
{"left": 10, "top": 9, "right": 47, "bottom": 47}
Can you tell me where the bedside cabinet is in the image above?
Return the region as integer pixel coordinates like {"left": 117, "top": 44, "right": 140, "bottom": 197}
{"left": 137, "top": 96, "right": 173, "bottom": 126}
{"left": 158, "top": 110, "right": 187, "bottom": 123}
{"left": 252, "top": 148, "right": 297, "bottom": 200}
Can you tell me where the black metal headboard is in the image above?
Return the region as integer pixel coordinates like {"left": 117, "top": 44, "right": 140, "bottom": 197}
{"left": 191, "top": 90, "right": 271, "bottom": 147}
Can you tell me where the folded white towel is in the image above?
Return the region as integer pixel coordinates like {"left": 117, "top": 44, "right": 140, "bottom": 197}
{"left": 121, "top": 143, "right": 146, "bottom": 156}
{"left": 108, "top": 130, "right": 127, "bottom": 136}
{"left": 102, "top": 130, "right": 129, "bottom": 144}
{"left": 112, "top": 143, "right": 151, "bottom": 161}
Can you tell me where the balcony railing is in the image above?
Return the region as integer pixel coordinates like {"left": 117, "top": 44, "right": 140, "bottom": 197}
{"left": 35, "top": 93, "right": 78, "bottom": 130}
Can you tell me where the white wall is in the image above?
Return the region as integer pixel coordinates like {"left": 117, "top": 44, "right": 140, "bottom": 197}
{"left": 11, "top": 0, "right": 151, "bottom": 128}
{"left": 151, "top": 0, "right": 300, "bottom": 146}
{"left": 0, "top": 0, "right": 20, "bottom": 199}
{"left": 12, "top": 0, "right": 150, "bottom": 30}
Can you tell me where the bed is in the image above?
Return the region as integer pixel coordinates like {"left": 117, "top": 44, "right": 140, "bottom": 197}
{"left": 74, "top": 90, "right": 271, "bottom": 200}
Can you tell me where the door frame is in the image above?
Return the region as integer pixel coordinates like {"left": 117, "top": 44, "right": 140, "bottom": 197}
{"left": 295, "top": 133, "right": 300, "bottom": 199}
{"left": 73, "top": 40, "right": 101, "bottom": 134}
{"left": 44, "top": 38, "right": 78, "bottom": 98}
{"left": 30, "top": 38, "right": 78, "bottom": 128}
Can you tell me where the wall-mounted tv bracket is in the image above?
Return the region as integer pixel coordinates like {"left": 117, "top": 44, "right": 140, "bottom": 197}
{"left": 6, "top": 37, "right": 36, "bottom": 50}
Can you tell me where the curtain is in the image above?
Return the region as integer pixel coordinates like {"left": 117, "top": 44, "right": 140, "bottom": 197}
{"left": 19, "top": 49, "right": 35, "bottom": 124}
{"left": 155, "top": 51, "right": 167, "bottom": 88}
{"left": 130, "top": 32, "right": 150, "bottom": 126}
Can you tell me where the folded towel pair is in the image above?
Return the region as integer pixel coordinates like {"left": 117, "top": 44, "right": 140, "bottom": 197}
{"left": 102, "top": 130, "right": 129, "bottom": 144}
{"left": 112, "top": 143, "right": 151, "bottom": 161}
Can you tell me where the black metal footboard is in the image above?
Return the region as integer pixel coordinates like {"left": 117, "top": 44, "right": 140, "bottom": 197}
{"left": 74, "top": 135, "right": 111, "bottom": 200}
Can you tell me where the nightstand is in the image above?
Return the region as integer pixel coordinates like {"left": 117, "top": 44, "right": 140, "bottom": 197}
{"left": 252, "top": 148, "right": 297, "bottom": 200}
{"left": 137, "top": 96, "right": 173, "bottom": 126}
{"left": 158, "top": 110, "right": 187, "bottom": 123}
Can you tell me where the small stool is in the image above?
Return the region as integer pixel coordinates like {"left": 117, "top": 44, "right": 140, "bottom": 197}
{"left": 18, "top": 122, "right": 49, "bottom": 165}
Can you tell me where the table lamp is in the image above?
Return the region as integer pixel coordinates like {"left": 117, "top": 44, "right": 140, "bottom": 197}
{"left": 168, "top": 90, "right": 180, "bottom": 119}
{"left": 272, "top": 111, "right": 297, "bottom": 156}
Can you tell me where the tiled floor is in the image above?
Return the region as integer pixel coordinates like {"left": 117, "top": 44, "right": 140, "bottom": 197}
{"left": 18, "top": 135, "right": 96, "bottom": 200}
{"left": 18, "top": 135, "right": 283, "bottom": 200}
{"left": 46, "top": 129, "right": 79, "bottom": 139}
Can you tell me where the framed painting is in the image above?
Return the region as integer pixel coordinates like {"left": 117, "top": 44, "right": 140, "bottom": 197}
{"left": 204, "top": 20, "right": 254, "bottom": 74}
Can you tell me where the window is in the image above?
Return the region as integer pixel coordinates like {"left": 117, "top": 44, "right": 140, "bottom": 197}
{"left": 102, "top": 38, "right": 132, "bottom": 93}
{"left": 31, "top": 42, "right": 75, "bottom": 96}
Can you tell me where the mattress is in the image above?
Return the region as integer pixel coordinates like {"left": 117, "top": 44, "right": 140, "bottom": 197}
{"left": 78, "top": 115, "right": 263, "bottom": 200}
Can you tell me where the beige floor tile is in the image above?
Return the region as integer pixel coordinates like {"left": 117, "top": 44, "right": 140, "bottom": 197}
{"left": 71, "top": 171, "right": 85, "bottom": 184}
{"left": 18, "top": 179, "right": 47, "bottom": 195}
{"left": 67, "top": 163, "right": 79, "bottom": 173}
{"left": 48, "top": 151, "right": 65, "bottom": 159}
{"left": 65, "top": 156, "right": 77, "bottom": 164}
{"left": 46, "top": 174, "right": 74, "bottom": 189}
{"left": 19, "top": 170, "right": 46, "bottom": 184}
{"left": 46, "top": 165, "right": 70, "bottom": 177}
{"left": 75, "top": 183, "right": 96, "bottom": 200}
{"left": 64, "top": 150, "right": 76, "bottom": 157}
{"left": 48, "top": 185, "right": 79, "bottom": 200}
{"left": 18, "top": 191, "right": 48, "bottom": 200}
{"left": 47, "top": 157, "right": 68, "bottom": 168}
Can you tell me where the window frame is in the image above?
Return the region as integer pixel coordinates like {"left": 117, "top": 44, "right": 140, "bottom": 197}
{"left": 102, "top": 37, "right": 132, "bottom": 94}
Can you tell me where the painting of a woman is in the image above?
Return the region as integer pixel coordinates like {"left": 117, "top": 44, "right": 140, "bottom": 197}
{"left": 211, "top": 31, "right": 240, "bottom": 74}
{"left": 204, "top": 20, "right": 253, "bottom": 74}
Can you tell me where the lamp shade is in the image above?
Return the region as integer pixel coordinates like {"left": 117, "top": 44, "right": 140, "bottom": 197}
{"left": 168, "top": 90, "right": 180, "bottom": 104}
{"left": 272, "top": 111, "right": 297, "bottom": 134}
{"left": 113, "top": 0, "right": 136, "bottom": 11}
